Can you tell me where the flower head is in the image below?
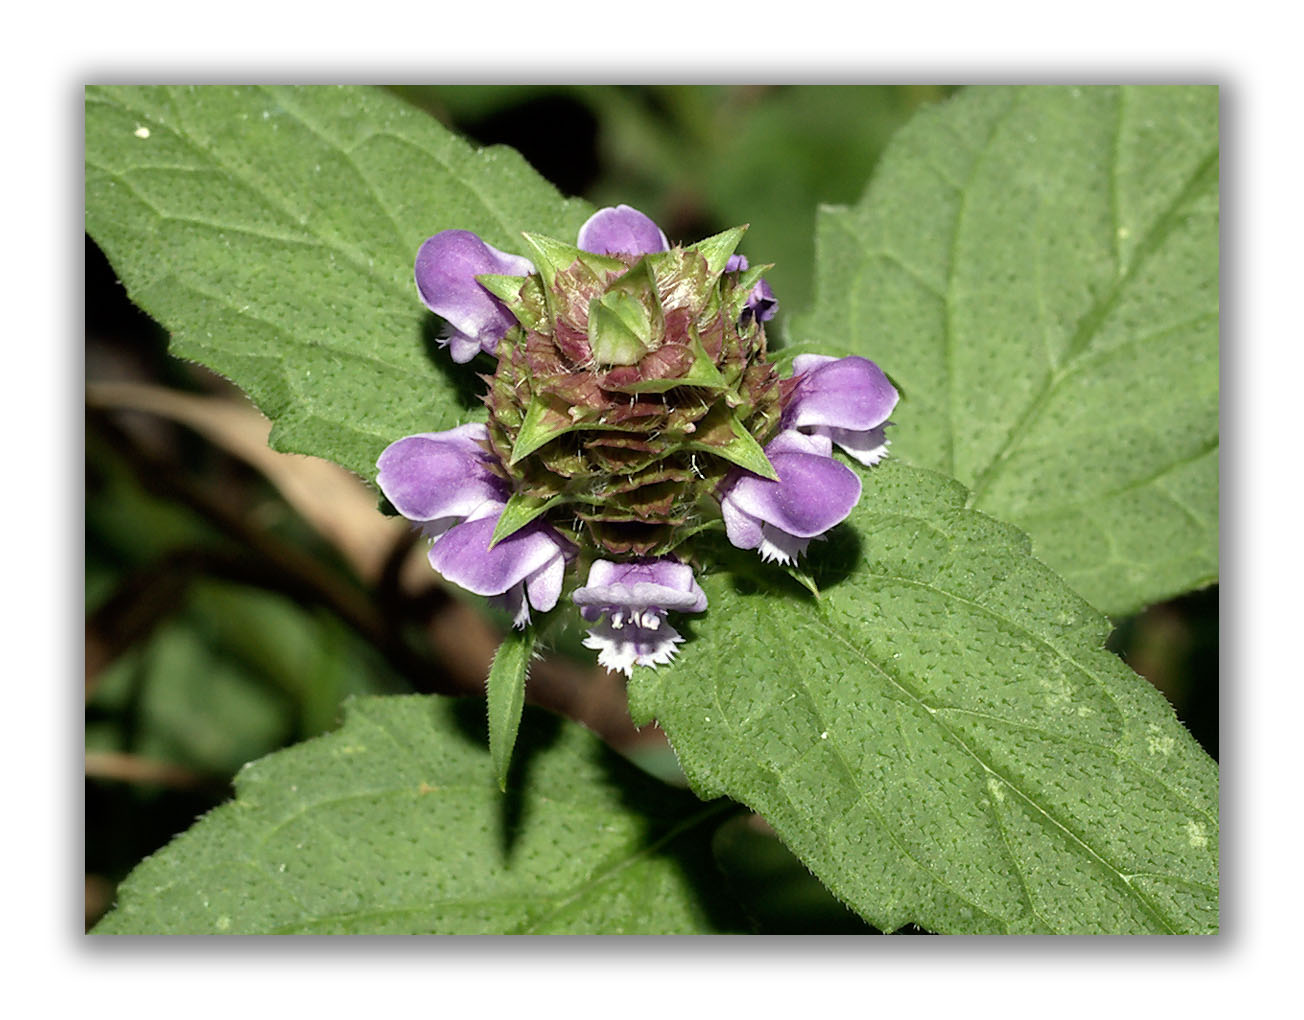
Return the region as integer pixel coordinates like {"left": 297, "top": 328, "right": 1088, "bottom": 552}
{"left": 780, "top": 354, "right": 898, "bottom": 465}
{"left": 479, "top": 208, "right": 783, "bottom": 559}
{"left": 719, "top": 430, "right": 862, "bottom": 564}
{"left": 572, "top": 558, "right": 707, "bottom": 676}
{"left": 385, "top": 204, "right": 895, "bottom": 672}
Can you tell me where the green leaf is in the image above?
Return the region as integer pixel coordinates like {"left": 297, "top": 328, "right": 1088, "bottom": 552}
{"left": 685, "top": 407, "right": 779, "bottom": 480}
{"left": 93, "top": 696, "right": 746, "bottom": 934}
{"left": 628, "top": 461, "right": 1218, "bottom": 935}
{"left": 588, "top": 291, "right": 654, "bottom": 365}
{"left": 84, "top": 85, "right": 594, "bottom": 484}
{"left": 489, "top": 490, "right": 568, "bottom": 547}
{"left": 686, "top": 224, "right": 747, "bottom": 277}
{"left": 792, "top": 86, "right": 1218, "bottom": 615}
{"left": 519, "top": 232, "right": 623, "bottom": 286}
{"left": 486, "top": 627, "right": 534, "bottom": 791}
{"left": 508, "top": 395, "right": 578, "bottom": 464}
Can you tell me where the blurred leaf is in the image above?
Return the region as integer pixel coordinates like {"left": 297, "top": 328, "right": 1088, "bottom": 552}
{"left": 88, "top": 579, "right": 400, "bottom": 774}
{"left": 792, "top": 86, "right": 1218, "bottom": 615}
{"left": 93, "top": 697, "right": 745, "bottom": 934}
{"left": 85, "top": 85, "right": 593, "bottom": 484}
{"left": 87, "top": 381, "right": 412, "bottom": 585}
{"left": 581, "top": 86, "right": 950, "bottom": 313}
{"left": 85, "top": 426, "right": 219, "bottom": 594}
{"left": 629, "top": 461, "right": 1218, "bottom": 934}
{"left": 706, "top": 85, "right": 951, "bottom": 314}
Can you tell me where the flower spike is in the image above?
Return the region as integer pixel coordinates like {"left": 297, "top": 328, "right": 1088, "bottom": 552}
{"left": 390, "top": 204, "right": 894, "bottom": 672}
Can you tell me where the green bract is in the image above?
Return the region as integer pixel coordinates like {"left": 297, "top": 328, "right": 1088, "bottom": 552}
{"left": 485, "top": 231, "right": 782, "bottom": 558}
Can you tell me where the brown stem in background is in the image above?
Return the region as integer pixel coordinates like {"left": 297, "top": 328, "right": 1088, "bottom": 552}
{"left": 86, "top": 409, "right": 460, "bottom": 697}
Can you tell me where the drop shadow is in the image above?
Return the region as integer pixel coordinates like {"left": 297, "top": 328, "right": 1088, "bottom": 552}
{"left": 804, "top": 520, "right": 865, "bottom": 591}
{"left": 697, "top": 523, "right": 864, "bottom": 606}
{"left": 419, "top": 313, "right": 488, "bottom": 414}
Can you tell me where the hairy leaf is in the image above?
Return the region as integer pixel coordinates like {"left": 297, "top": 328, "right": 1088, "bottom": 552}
{"left": 93, "top": 697, "right": 744, "bottom": 934}
{"left": 85, "top": 85, "right": 593, "bottom": 483}
{"left": 486, "top": 627, "right": 533, "bottom": 791}
{"left": 629, "top": 461, "right": 1218, "bottom": 934}
{"left": 791, "top": 86, "right": 1218, "bottom": 615}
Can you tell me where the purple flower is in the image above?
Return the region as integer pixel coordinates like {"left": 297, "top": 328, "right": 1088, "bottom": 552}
{"left": 376, "top": 423, "right": 571, "bottom": 628}
{"left": 414, "top": 230, "right": 536, "bottom": 363}
{"left": 572, "top": 558, "right": 708, "bottom": 676}
{"left": 376, "top": 423, "right": 509, "bottom": 537}
{"left": 725, "top": 254, "right": 778, "bottom": 324}
{"left": 719, "top": 430, "right": 862, "bottom": 565}
{"left": 782, "top": 354, "right": 899, "bottom": 466}
{"left": 576, "top": 205, "right": 669, "bottom": 256}
{"left": 428, "top": 510, "right": 572, "bottom": 629}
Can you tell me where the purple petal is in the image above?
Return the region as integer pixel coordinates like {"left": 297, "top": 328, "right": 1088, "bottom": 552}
{"left": 525, "top": 553, "right": 566, "bottom": 613}
{"left": 725, "top": 254, "right": 777, "bottom": 323}
{"left": 721, "top": 431, "right": 861, "bottom": 539}
{"left": 493, "top": 551, "right": 567, "bottom": 630}
{"left": 573, "top": 558, "right": 707, "bottom": 620}
{"left": 428, "top": 512, "right": 567, "bottom": 598}
{"left": 444, "top": 330, "right": 488, "bottom": 365}
{"left": 784, "top": 355, "right": 898, "bottom": 432}
{"left": 745, "top": 278, "right": 778, "bottom": 323}
{"left": 414, "top": 230, "right": 534, "bottom": 356}
{"left": 764, "top": 429, "right": 834, "bottom": 459}
{"left": 814, "top": 424, "right": 890, "bottom": 467}
{"left": 720, "top": 495, "right": 764, "bottom": 551}
{"left": 576, "top": 205, "right": 669, "bottom": 256}
{"left": 377, "top": 424, "right": 509, "bottom": 523}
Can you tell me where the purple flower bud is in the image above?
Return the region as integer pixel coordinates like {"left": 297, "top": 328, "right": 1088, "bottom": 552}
{"left": 725, "top": 254, "right": 778, "bottom": 324}
{"left": 576, "top": 205, "right": 670, "bottom": 257}
{"left": 429, "top": 510, "right": 573, "bottom": 629}
{"left": 572, "top": 558, "right": 707, "bottom": 676}
{"left": 414, "top": 230, "right": 536, "bottom": 362}
{"left": 376, "top": 423, "right": 510, "bottom": 537}
{"left": 719, "top": 430, "right": 862, "bottom": 565}
{"left": 744, "top": 278, "right": 778, "bottom": 323}
{"left": 781, "top": 354, "right": 899, "bottom": 466}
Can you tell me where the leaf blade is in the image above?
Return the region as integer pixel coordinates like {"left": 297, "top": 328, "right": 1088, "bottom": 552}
{"left": 486, "top": 627, "right": 534, "bottom": 791}
{"left": 92, "top": 696, "right": 746, "bottom": 935}
{"left": 791, "top": 85, "right": 1219, "bottom": 614}
{"left": 85, "top": 84, "right": 594, "bottom": 484}
{"left": 628, "top": 461, "right": 1218, "bottom": 934}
